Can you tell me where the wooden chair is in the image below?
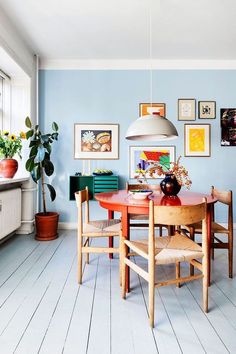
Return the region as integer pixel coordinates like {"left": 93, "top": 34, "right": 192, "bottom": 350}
{"left": 121, "top": 199, "right": 208, "bottom": 327}
{"left": 75, "top": 187, "right": 121, "bottom": 284}
{"left": 126, "top": 182, "right": 166, "bottom": 236}
{"left": 185, "top": 186, "right": 233, "bottom": 278}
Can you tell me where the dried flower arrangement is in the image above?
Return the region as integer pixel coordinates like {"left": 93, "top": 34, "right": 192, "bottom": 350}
{"left": 135, "top": 156, "right": 192, "bottom": 189}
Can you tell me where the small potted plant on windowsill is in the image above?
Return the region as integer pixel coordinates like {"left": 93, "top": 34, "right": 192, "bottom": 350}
{"left": 25, "top": 117, "right": 59, "bottom": 241}
{"left": 0, "top": 130, "right": 25, "bottom": 178}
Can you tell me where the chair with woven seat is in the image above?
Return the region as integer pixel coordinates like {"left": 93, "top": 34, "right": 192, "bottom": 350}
{"left": 75, "top": 187, "right": 121, "bottom": 284}
{"left": 185, "top": 186, "right": 233, "bottom": 278}
{"left": 126, "top": 182, "right": 166, "bottom": 236}
{"left": 121, "top": 199, "right": 208, "bottom": 327}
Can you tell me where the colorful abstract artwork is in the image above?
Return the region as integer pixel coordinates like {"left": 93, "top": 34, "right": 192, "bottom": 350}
{"left": 129, "top": 146, "right": 175, "bottom": 178}
{"left": 184, "top": 124, "right": 210, "bottom": 157}
{"left": 139, "top": 103, "right": 166, "bottom": 117}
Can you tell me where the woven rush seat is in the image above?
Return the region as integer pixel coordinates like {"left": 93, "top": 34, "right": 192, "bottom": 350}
{"left": 125, "top": 232, "right": 203, "bottom": 265}
{"left": 83, "top": 219, "right": 121, "bottom": 235}
{"left": 129, "top": 213, "right": 149, "bottom": 220}
{"left": 185, "top": 221, "right": 227, "bottom": 233}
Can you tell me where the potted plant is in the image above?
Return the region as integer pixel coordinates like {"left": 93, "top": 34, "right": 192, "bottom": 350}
{"left": 25, "top": 117, "right": 59, "bottom": 240}
{"left": 0, "top": 130, "right": 25, "bottom": 178}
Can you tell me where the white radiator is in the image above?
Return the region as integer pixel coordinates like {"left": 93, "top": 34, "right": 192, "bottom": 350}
{"left": 0, "top": 188, "right": 21, "bottom": 240}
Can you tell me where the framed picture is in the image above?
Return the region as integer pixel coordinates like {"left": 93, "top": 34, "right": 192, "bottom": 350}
{"left": 129, "top": 146, "right": 175, "bottom": 178}
{"left": 139, "top": 103, "right": 166, "bottom": 117}
{"left": 178, "top": 99, "right": 196, "bottom": 121}
{"left": 220, "top": 108, "right": 236, "bottom": 146}
{"left": 74, "top": 123, "right": 119, "bottom": 159}
{"left": 199, "top": 101, "right": 216, "bottom": 119}
{"left": 184, "top": 124, "right": 211, "bottom": 157}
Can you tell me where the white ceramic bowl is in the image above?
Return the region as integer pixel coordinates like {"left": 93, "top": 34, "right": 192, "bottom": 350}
{"left": 129, "top": 190, "right": 153, "bottom": 200}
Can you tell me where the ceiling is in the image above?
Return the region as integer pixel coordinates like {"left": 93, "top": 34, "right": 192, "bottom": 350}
{"left": 0, "top": 0, "right": 235, "bottom": 61}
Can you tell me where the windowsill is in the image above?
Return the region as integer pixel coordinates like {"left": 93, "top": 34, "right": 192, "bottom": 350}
{"left": 0, "top": 176, "right": 29, "bottom": 186}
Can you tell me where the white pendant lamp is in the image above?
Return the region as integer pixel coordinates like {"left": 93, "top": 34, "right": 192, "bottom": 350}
{"left": 125, "top": 2, "right": 178, "bottom": 142}
{"left": 126, "top": 113, "right": 178, "bottom": 141}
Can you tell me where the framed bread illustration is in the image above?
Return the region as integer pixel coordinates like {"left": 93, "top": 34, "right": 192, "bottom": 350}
{"left": 74, "top": 123, "right": 119, "bottom": 159}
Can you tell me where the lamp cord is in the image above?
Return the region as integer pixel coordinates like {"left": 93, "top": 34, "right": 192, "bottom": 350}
{"left": 149, "top": 2, "right": 153, "bottom": 107}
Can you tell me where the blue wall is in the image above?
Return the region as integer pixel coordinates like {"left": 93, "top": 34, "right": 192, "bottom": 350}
{"left": 39, "top": 69, "right": 236, "bottom": 223}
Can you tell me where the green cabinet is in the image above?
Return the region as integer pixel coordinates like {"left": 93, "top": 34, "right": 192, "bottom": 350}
{"left": 69, "top": 175, "right": 119, "bottom": 200}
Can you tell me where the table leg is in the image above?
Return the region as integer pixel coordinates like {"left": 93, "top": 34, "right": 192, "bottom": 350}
{"left": 121, "top": 207, "right": 130, "bottom": 293}
{"left": 108, "top": 210, "right": 114, "bottom": 259}
{"left": 207, "top": 205, "right": 212, "bottom": 286}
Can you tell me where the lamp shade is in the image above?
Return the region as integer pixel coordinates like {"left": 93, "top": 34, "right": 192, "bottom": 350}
{"left": 125, "top": 114, "right": 178, "bottom": 141}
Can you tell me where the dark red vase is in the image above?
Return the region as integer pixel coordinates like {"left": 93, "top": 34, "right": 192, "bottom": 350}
{"left": 0, "top": 158, "right": 18, "bottom": 178}
{"left": 160, "top": 174, "right": 181, "bottom": 196}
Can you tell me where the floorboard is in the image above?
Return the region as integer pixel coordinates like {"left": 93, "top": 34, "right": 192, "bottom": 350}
{"left": 0, "top": 230, "right": 235, "bottom": 354}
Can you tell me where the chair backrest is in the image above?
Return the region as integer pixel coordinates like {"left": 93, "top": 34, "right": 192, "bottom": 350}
{"left": 126, "top": 182, "right": 161, "bottom": 192}
{"left": 148, "top": 199, "right": 208, "bottom": 260}
{"left": 211, "top": 186, "right": 233, "bottom": 231}
{"left": 75, "top": 187, "right": 90, "bottom": 226}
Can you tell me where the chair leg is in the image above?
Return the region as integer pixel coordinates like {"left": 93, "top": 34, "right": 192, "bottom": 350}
{"left": 159, "top": 226, "right": 163, "bottom": 237}
{"left": 78, "top": 234, "right": 83, "bottom": 284}
{"left": 202, "top": 255, "right": 208, "bottom": 313}
{"left": 176, "top": 262, "right": 181, "bottom": 288}
{"left": 211, "top": 233, "right": 215, "bottom": 260}
{"left": 119, "top": 233, "right": 122, "bottom": 286}
{"left": 189, "top": 227, "right": 195, "bottom": 276}
{"left": 86, "top": 238, "right": 89, "bottom": 264}
{"left": 149, "top": 267, "right": 155, "bottom": 328}
{"left": 121, "top": 235, "right": 127, "bottom": 299}
{"left": 229, "top": 230, "right": 233, "bottom": 278}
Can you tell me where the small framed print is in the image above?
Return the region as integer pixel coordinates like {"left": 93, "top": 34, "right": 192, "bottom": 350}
{"left": 74, "top": 123, "right": 119, "bottom": 159}
{"left": 198, "top": 101, "right": 216, "bottom": 119}
{"left": 178, "top": 99, "right": 196, "bottom": 121}
{"left": 139, "top": 103, "right": 166, "bottom": 117}
{"left": 184, "top": 124, "right": 211, "bottom": 157}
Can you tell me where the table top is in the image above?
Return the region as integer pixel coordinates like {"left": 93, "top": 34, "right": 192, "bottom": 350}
{"left": 95, "top": 189, "right": 217, "bottom": 209}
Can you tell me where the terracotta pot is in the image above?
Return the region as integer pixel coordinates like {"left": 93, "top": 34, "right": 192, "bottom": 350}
{"left": 0, "top": 158, "right": 18, "bottom": 178}
{"left": 35, "top": 212, "right": 59, "bottom": 241}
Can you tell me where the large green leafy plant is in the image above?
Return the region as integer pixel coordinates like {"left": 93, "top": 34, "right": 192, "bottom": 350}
{"left": 25, "top": 117, "right": 59, "bottom": 214}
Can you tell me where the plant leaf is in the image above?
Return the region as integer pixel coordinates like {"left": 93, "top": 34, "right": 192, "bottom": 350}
{"left": 44, "top": 159, "right": 54, "bottom": 176}
{"left": 25, "top": 157, "right": 35, "bottom": 172}
{"left": 35, "top": 144, "right": 45, "bottom": 163}
{"left": 46, "top": 183, "right": 56, "bottom": 201}
{"left": 41, "top": 134, "right": 49, "bottom": 143}
{"left": 31, "top": 165, "right": 41, "bottom": 183}
{"left": 26, "top": 129, "right": 34, "bottom": 140}
{"left": 44, "top": 142, "right": 51, "bottom": 154}
{"left": 52, "top": 122, "right": 58, "bottom": 132}
{"left": 25, "top": 117, "right": 32, "bottom": 128}
{"left": 29, "top": 145, "right": 38, "bottom": 158}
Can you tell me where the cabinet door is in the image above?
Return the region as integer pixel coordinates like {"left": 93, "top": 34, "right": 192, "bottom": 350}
{"left": 69, "top": 176, "right": 94, "bottom": 200}
{"left": 0, "top": 188, "right": 21, "bottom": 239}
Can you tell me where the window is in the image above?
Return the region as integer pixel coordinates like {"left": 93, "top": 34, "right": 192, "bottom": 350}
{"left": 0, "top": 75, "right": 3, "bottom": 130}
{"left": 0, "top": 70, "right": 11, "bottom": 131}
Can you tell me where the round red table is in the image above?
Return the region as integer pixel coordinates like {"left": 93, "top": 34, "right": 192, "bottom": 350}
{"left": 95, "top": 190, "right": 217, "bottom": 290}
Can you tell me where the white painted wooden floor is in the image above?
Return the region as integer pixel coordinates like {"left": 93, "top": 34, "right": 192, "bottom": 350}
{"left": 0, "top": 229, "right": 236, "bottom": 354}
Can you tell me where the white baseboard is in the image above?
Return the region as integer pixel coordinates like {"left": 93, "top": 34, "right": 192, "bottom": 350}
{"left": 58, "top": 222, "right": 77, "bottom": 230}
